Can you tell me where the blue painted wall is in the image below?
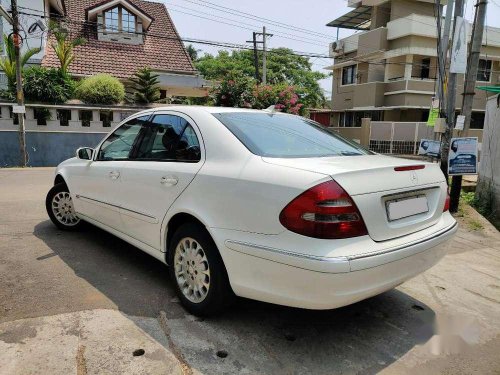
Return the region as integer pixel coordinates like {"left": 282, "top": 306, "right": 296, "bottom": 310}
{"left": 0, "top": 131, "right": 106, "bottom": 167}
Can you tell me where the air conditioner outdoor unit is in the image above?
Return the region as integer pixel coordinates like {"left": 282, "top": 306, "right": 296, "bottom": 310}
{"left": 331, "top": 40, "right": 345, "bottom": 53}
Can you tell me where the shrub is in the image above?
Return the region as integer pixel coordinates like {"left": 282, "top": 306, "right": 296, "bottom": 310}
{"left": 23, "top": 66, "right": 75, "bottom": 104}
{"left": 253, "top": 83, "right": 304, "bottom": 114}
{"left": 212, "top": 74, "right": 255, "bottom": 107}
{"left": 252, "top": 84, "right": 277, "bottom": 109}
{"left": 75, "top": 74, "right": 125, "bottom": 105}
{"left": 211, "top": 76, "right": 306, "bottom": 114}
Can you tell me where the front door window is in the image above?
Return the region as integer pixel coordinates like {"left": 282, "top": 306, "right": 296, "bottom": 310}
{"left": 97, "top": 115, "right": 149, "bottom": 161}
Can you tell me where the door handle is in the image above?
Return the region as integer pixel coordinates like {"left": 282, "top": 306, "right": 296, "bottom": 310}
{"left": 160, "top": 176, "right": 178, "bottom": 186}
{"left": 109, "top": 171, "right": 120, "bottom": 180}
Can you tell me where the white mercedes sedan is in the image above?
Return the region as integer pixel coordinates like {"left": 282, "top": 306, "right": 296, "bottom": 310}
{"left": 46, "top": 106, "right": 457, "bottom": 315}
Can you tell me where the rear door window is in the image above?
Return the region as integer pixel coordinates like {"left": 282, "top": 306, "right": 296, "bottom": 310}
{"left": 135, "top": 114, "right": 201, "bottom": 162}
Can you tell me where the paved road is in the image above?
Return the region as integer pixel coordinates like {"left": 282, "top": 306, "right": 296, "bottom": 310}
{"left": 1, "top": 168, "right": 500, "bottom": 374}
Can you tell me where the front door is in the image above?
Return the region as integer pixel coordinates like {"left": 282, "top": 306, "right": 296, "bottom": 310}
{"left": 72, "top": 115, "right": 149, "bottom": 231}
{"left": 118, "top": 112, "right": 204, "bottom": 250}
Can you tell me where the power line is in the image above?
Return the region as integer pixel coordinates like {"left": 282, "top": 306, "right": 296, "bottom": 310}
{"left": 165, "top": 5, "right": 327, "bottom": 47}
{"left": 16, "top": 9, "right": 334, "bottom": 59}
{"left": 16, "top": 8, "right": 500, "bottom": 73}
{"left": 175, "top": 0, "right": 334, "bottom": 39}
{"left": 15, "top": 8, "right": 476, "bottom": 70}
{"left": 164, "top": 1, "right": 328, "bottom": 46}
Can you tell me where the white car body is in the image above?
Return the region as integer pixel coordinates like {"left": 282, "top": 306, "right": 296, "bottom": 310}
{"left": 54, "top": 106, "right": 457, "bottom": 310}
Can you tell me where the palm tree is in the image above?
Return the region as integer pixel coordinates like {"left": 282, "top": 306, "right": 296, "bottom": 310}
{"left": 50, "top": 21, "right": 86, "bottom": 75}
{"left": 0, "top": 34, "right": 41, "bottom": 92}
{"left": 185, "top": 44, "right": 200, "bottom": 62}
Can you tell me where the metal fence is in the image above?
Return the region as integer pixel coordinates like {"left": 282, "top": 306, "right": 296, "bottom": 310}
{"left": 369, "top": 121, "right": 434, "bottom": 155}
{"left": 332, "top": 120, "right": 483, "bottom": 156}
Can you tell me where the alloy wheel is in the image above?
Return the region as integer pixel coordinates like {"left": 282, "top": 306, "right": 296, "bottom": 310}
{"left": 51, "top": 191, "right": 80, "bottom": 226}
{"left": 174, "top": 237, "right": 211, "bottom": 303}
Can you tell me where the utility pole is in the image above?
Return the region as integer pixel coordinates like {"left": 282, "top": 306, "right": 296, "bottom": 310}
{"left": 448, "top": 0, "right": 488, "bottom": 212}
{"left": 436, "top": 0, "right": 454, "bottom": 114}
{"left": 441, "top": 0, "right": 464, "bottom": 179}
{"left": 247, "top": 32, "right": 260, "bottom": 82}
{"left": 248, "top": 29, "right": 273, "bottom": 84}
{"left": 11, "top": 0, "right": 27, "bottom": 167}
{"left": 262, "top": 26, "right": 267, "bottom": 84}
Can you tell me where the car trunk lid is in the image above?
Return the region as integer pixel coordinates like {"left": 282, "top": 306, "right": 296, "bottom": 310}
{"left": 263, "top": 155, "right": 447, "bottom": 241}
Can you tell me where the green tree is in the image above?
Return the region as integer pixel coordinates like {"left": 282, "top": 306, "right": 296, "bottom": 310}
{"left": 195, "top": 48, "right": 326, "bottom": 108}
{"left": 0, "top": 34, "right": 41, "bottom": 93}
{"left": 49, "top": 21, "right": 86, "bottom": 75}
{"left": 185, "top": 44, "right": 201, "bottom": 62}
{"left": 128, "top": 67, "right": 160, "bottom": 104}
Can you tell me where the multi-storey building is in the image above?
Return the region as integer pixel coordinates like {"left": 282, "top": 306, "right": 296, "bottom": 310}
{"left": 327, "top": 0, "right": 500, "bottom": 129}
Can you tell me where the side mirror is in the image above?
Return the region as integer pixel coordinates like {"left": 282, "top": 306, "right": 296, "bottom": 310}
{"left": 76, "top": 147, "right": 93, "bottom": 160}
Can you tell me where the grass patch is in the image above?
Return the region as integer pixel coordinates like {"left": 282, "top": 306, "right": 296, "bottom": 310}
{"left": 460, "top": 191, "right": 475, "bottom": 205}
{"left": 468, "top": 219, "right": 484, "bottom": 231}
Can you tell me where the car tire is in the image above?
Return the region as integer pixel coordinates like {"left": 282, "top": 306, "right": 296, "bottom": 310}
{"left": 168, "top": 222, "right": 233, "bottom": 316}
{"left": 46, "top": 183, "right": 84, "bottom": 231}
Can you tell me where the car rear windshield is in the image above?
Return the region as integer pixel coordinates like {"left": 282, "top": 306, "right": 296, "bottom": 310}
{"left": 213, "top": 112, "right": 372, "bottom": 158}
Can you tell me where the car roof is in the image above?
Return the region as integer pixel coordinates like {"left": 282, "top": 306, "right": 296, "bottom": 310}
{"left": 136, "top": 105, "right": 287, "bottom": 116}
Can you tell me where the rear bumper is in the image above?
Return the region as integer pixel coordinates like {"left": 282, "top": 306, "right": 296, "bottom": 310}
{"left": 214, "top": 218, "right": 457, "bottom": 309}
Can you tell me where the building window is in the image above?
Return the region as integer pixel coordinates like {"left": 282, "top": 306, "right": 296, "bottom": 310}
{"left": 470, "top": 112, "right": 485, "bottom": 129}
{"left": 477, "top": 59, "right": 492, "bottom": 82}
{"left": 341, "top": 65, "right": 357, "bottom": 85}
{"left": 339, "top": 112, "right": 354, "bottom": 127}
{"left": 420, "top": 58, "right": 430, "bottom": 79}
{"left": 104, "top": 6, "right": 136, "bottom": 33}
{"left": 104, "top": 7, "right": 119, "bottom": 31}
{"left": 340, "top": 111, "right": 381, "bottom": 127}
{"left": 354, "top": 111, "right": 382, "bottom": 126}
{"left": 122, "top": 8, "right": 136, "bottom": 33}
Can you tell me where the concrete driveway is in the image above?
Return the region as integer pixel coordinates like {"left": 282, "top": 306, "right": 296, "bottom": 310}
{"left": 1, "top": 168, "right": 499, "bottom": 374}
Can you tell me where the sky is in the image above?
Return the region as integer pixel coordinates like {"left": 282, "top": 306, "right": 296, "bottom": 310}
{"left": 164, "top": 0, "right": 500, "bottom": 99}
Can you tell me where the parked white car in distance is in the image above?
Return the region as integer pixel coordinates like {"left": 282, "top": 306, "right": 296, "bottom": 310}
{"left": 46, "top": 106, "right": 457, "bottom": 315}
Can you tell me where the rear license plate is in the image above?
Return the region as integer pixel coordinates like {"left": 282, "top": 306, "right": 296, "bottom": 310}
{"left": 386, "top": 195, "right": 429, "bottom": 221}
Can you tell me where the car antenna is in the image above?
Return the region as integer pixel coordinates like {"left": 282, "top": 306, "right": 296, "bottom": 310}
{"left": 263, "top": 104, "right": 279, "bottom": 114}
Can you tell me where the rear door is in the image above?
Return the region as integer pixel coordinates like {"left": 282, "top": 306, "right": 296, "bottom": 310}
{"left": 118, "top": 112, "right": 204, "bottom": 250}
{"left": 72, "top": 115, "right": 149, "bottom": 230}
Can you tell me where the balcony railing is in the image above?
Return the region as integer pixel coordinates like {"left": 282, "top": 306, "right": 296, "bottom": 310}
{"left": 357, "top": 27, "right": 388, "bottom": 56}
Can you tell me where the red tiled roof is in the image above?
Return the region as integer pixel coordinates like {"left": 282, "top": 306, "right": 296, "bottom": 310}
{"left": 42, "top": 0, "right": 197, "bottom": 78}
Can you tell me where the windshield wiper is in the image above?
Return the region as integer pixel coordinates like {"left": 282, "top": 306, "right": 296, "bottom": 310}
{"left": 340, "top": 151, "right": 363, "bottom": 156}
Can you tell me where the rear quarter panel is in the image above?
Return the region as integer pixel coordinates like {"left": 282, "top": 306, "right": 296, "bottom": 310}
{"left": 166, "top": 155, "right": 330, "bottom": 235}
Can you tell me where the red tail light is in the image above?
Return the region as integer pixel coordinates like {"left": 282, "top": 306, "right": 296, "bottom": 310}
{"left": 279, "top": 180, "right": 368, "bottom": 239}
{"left": 394, "top": 165, "right": 425, "bottom": 171}
{"left": 443, "top": 191, "right": 450, "bottom": 212}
